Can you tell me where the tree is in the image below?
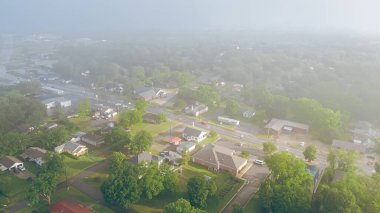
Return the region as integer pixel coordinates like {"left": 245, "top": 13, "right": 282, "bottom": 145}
{"left": 141, "top": 163, "right": 165, "bottom": 199}
{"left": 187, "top": 176, "right": 217, "bottom": 208}
{"left": 119, "top": 110, "right": 142, "bottom": 127}
{"left": 102, "top": 163, "right": 142, "bottom": 210}
{"left": 303, "top": 145, "right": 317, "bottom": 162}
{"left": 161, "top": 163, "right": 178, "bottom": 192}
{"left": 327, "top": 149, "right": 357, "bottom": 172}
{"left": 158, "top": 112, "right": 167, "bottom": 123}
{"left": 130, "top": 130, "right": 152, "bottom": 154}
{"left": 135, "top": 99, "right": 148, "bottom": 112}
{"left": 258, "top": 152, "right": 313, "bottom": 213}
{"left": 28, "top": 154, "right": 64, "bottom": 205}
{"left": 109, "top": 152, "right": 127, "bottom": 175}
{"left": 263, "top": 141, "right": 277, "bottom": 155}
{"left": 240, "top": 151, "right": 250, "bottom": 159}
{"left": 105, "top": 127, "right": 132, "bottom": 148}
{"left": 164, "top": 198, "right": 207, "bottom": 213}
{"left": 180, "top": 151, "right": 191, "bottom": 166}
{"left": 209, "top": 130, "right": 218, "bottom": 138}
{"left": 225, "top": 99, "right": 241, "bottom": 118}
{"left": 77, "top": 98, "right": 92, "bottom": 117}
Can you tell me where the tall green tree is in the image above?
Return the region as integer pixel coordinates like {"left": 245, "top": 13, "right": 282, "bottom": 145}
{"left": 187, "top": 176, "right": 217, "bottom": 208}
{"left": 102, "top": 163, "right": 142, "bottom": 210}
{"left": 135, "top": 99, "right": 148, "bottom": 112}
{"left": 224, "top": 99, "right": 241, "bottom": 118}
{"left": 105, "top": 127, "right": 132, "bottom": 148}
{"left": 303, "top": 145, "right": 317, "bottom": 162}
{"left": 258, "top": 152, "right": 312, "bottom": 213}
{"left": 164, "top": 198, "right": 207, "bottom": 213}
{"left": 263, "top": 141, "right": 277, "bottom": 155}
{"left": 130, "top": 130, "right": 152, "bottom": 154}
{"left": 327, "top": 149, "right": 357, "bottom": 172}
{"left": 119, "top": 110, "right": 142, "bottom": 127}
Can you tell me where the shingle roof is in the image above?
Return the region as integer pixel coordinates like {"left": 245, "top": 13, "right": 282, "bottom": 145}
{"left": 20, "top": 147, "right": 46, "bottom": 159}
{"left": 193, "top": 144, "right": 247, "bottom": 171}
{"left": 183, "top": 127, "right": 205, "bottom": 137}
{"left": 82, "top": 133, "right": 104, "bottom": 143}
{"left": 0, "top": 156, "right": 22, "bottom": 168}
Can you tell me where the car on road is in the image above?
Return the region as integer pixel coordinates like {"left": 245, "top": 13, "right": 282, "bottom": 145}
{"left": 254, "top": 159, "right": 265, "bottom": 166}
{"left": 200, "top": 121, "right": 208, "bottom": 125}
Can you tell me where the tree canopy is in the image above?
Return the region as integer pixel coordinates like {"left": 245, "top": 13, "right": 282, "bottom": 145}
{"left": 130, "top": 130, "right": 153, "bottom": 154}
{"left": 187, "top": 176, "right": 217, "bottom": 208}
{"left": 303, "top": 145, "right": 317, "bottom": 162}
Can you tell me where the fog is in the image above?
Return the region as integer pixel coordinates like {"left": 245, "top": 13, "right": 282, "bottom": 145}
{"left": 1, "top": 0, "right": 380, "bottom": 36}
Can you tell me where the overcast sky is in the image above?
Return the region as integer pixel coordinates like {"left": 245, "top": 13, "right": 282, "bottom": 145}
{"left": 1, "top": 0, "right": 380, "bottom": 36}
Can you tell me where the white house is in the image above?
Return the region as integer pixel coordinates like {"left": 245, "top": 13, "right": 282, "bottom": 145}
{"left": 182, "top": 127, "right": 208, "bottom": 143}
{"left": 20, "top": 147, "right": 47, "bottom": 166}
{"left": 0, "top": 156, "right": 24, "bottom": 171}
{"left": 55, "top": 141, "right": 88, "bottom": 157}
{"left": 176, "top": 142, "right": 196, "bottom": 154}
{"left": 242, "top": 110, "right": 255, "bottom": 119}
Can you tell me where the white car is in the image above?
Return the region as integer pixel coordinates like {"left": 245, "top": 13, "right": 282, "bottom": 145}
{"left": 254, "top": 160, "right": 265, "bottom": 166}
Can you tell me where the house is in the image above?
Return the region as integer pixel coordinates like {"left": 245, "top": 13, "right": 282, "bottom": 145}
{"left": 81, "top": 133, "right": 105, "bottom": 146}
{"left": 40, "top": 97, "right": 71, "bottom": 109}
{"left": 55, "top": 141, "right": 88, "bottom": 157}
{"left": 143, "top": 113, "right": 160, "bottom": 124}
{"left": 49, "top": 200, "right": 92, "bottom": 213}
{"left": 242, "top": 110, "right": 255, "bottom": 119}
{"left": 184, "top": 103, "right": 209, "bottom": 117}
{"left": 351, "top": 121, "right": 379, "bottom": 144}
{"left": 332, "top": 139, "right": 367, "bottom": 154}
{"left": 264, "top": 118, "right": 309, "bottom": 136}
{"left": 176, "top": 142, "right": 196, "bottom": 154}
{"left": 182, "top": 127, "right": 208, "bottom": 143}
{"left": 70, "top": 132, "right": 87, "bottom": 142}
{"left": 217, "top": 116, "right": 240, "bottom": 126}
{"left": 170, "top": 137, "right": 182, "bottom": 145}
{"left": 134, "top": 87, "right": 167, "bottom": 101}
{"left": 129, "top": 152, "right": 164, "bottom": 165}
{"left": 0, "top": 156, "right": 24, "bottom": 172}
{"left": 20, "top": 147, "right": 47, "bottom": 166}
{"left": 160, "top": 151, "right": 182, "bottom": 166}
{"left": 192, "top": 144, "right": 248, "bottom": 176}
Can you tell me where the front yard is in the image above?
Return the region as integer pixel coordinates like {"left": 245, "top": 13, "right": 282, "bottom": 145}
{"left": 62, "top": 153, "right": 105, "bottom": 180}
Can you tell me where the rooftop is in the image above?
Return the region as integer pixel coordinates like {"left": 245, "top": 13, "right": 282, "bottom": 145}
{"left": 264, "top": 118, "right": 309, "bottom": 132}
{"left": 0, "top": 156, "right": 22, "bottom": 168}
{"left": 20, "top": 147, "right": 47, "bottom": 159}
{"left": 183, "top": 127, "right": 206, "bottom": 137}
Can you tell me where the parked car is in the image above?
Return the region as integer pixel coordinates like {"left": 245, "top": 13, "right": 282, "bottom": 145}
{"left": 18, "top": 165, "right": 26, "bottom": 171}
{"left": 254, "top": 159, "right": 265, "bottom": 166}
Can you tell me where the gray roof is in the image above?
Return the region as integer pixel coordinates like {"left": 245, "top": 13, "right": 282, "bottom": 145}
{"left": 193, "top": 144, "right": 247, "bottom": 171}
{"left": 130, "top": 152, "right": 163, "bottom": 165}
{"left": 332, "top": 139, "right": 367, "bottom": 153}
{"left": 183, "top": 127, "right": 205, "bottom": 138}
{"left": 82, "top": 133, "right": 104, "bottom": 143}
{"left": 264, "top": 118, "right": 309, "bottom": 132}
{"left": 0, "top": 156, "right": 22, "bottom": 168}
{"left": 62, "top": 141, "right": 87, "bottom": 154}
{"left": 178, "top": 142, "right": 196, "bottom": 149}
{"left": 20, "top": 147, "right": 47, "bottom": 159}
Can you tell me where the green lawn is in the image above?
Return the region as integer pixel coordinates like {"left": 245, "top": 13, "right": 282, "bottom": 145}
{"left": 83, "top": 169, "right": 109, "bottom": 190}
{"left": 62, "top": 154, "right": 105, "bottom": 180}
{"left": 130, "top": 121, "right": 178, "bottom": 136}
{"left": 244, "top": 195, "right": 263, "bottom": 213}
{"left": 0, "top": 173, "right": 31, "bottom": 204}
{"left": 131, "top": 163, "right": 243, "bottom": 213}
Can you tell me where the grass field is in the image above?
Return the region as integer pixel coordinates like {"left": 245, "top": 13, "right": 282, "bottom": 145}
{"left": 130, "top": 121, "right": 177, "bottom": 136}
{"left": 62, "top": 154, "right": 105, "bottom": 180}
{"left": 0, "top": 173, "right": 31, "bottom": 204}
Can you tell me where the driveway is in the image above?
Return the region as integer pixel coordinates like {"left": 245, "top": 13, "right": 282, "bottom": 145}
{"left": 221, "top": 164, "right": 269, "bottom": 213}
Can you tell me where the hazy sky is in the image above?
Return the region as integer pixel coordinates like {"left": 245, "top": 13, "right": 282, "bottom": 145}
{"left": 1, "top": 0, "right": 380, "bottom": 35}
